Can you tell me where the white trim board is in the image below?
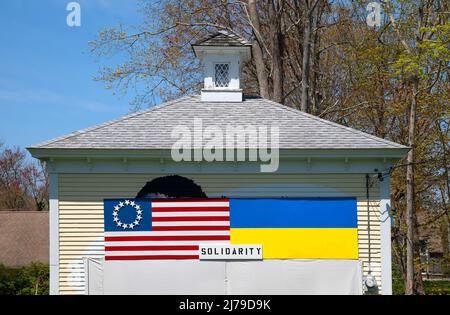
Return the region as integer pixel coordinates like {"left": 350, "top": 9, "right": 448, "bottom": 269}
{"left": 49, "top": 172, "right": 59, "bottom": 295}
{"left": 380, "top": 175, "right": 393, "bottom": 295}
{"left": 44, "top": 157, "right": 393, "bottom": 175}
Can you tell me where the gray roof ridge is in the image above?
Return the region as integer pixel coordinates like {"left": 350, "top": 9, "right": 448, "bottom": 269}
{"left": 260, "top": 97, "right": 409, "bottom": 149}
{"left": 29, "top": 95, "right": 196, "bottom": 149}
{"left": 193, "top": 30, "right": 250, "bottom": 46}
{"left": 217, "top": 30, "right": 250, "bottom": 45}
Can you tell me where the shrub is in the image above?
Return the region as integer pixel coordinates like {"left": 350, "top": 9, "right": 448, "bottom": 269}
{"left": 0, "top": 263, "right": 49, "bottom": 295}
{"left": 392, "top": 264, "right": 405, "bottom": 295}
{"left": 423, "top": 280, "right": 450, "bottom": 295}
{"left": 391, "top": 266, "right": 450, "bottom": 295}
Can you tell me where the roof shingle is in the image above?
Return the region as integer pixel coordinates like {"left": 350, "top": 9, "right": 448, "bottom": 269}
{"left": 193, "top": 30, "right": 251, "bottom": 47}
{"left": 30, "top": 95, "right": 407, "bottom": 150}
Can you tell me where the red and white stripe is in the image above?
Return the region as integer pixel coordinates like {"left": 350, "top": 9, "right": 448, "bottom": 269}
{"left": 105, "top": 199, "right": 230, "bottom": 260}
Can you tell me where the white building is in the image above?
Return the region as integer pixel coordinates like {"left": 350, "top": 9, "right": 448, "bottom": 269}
{"left": 28, "top": 31, "right": 408, "bottom": 295}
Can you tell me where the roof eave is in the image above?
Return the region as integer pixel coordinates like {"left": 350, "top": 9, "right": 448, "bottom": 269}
{"left": 27, "top": 147, "right": 410, "bottom": 161}
{"left": 192, "top": 45, "right": 252, "bottom": 59}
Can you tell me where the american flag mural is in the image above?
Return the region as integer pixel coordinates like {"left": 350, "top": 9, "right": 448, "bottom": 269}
{"left": 104, "top": 198, "right": 230, "bottom": 260}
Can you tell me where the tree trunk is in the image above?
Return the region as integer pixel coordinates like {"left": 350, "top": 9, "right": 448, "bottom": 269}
{"left": 441, "top": 215, "right": 450, "bottom": 277}
{"left": 247, "top": 0, "right": 269, "bottom": 99}
{"left": 437, "top": 120, "right": 450, "bottom": 277}
{"left": 310, "top": 2, "right": 321, "bottom": 115}
{"left": 268, "top": 0, "right": 284, "bottom": 103}
{"left": 405, "top": 78, "right": 418, "bottom": 294}
{"left": 300, "top": 2, "right": 313, "bottom": 113}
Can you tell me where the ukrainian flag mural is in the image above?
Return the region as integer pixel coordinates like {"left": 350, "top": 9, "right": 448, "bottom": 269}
{"left": 229, "top": 198, "right": 358, "bottom": 259}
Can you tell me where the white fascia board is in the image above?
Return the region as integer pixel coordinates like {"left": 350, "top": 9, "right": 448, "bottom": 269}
{"left": 41, "top": 157, "right": 395, "bottom": 175}
{"left": 27, "top": 148, "right": 409, "bottom": 160}
{"left": 193, "top": 46, "right": 252, "bottom": 61}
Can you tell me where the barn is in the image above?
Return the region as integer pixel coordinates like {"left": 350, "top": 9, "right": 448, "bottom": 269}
{"left": 28, "top": 32, "right": 408, "bottom": 295}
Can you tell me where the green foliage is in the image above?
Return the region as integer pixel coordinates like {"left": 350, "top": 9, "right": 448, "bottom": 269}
{"left": 0, "top": 263, "right": 49, "bottom": 295}
{"left": 392, "top": 277, "right": 450, "bottom": 295}
{"left": 394, "top": 21, "right": 450, "bottom": 78}
{"left": 423, "top": 280, "right": 450, "bottom": 295}
{"left": 392, "top": 263, "right": 406, "bottom": 295}
{"left": 393, "top": 277, "right": 450, "bottom": 295}
{"left": 392, "top": 262, "right": 450, "bottom": 295}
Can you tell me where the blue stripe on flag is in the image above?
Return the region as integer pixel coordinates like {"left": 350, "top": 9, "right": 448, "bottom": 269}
{"left": 229, "top": 198, "right": 357, "bottom": 228}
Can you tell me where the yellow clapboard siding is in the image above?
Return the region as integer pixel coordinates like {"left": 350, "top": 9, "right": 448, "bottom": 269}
{"left": 60, "top": 232, "right": 103, "bottom": 237}
{"left": 59, "top": 185, "right": 379, "bottom": 192}
{"left": 60, "top": 237, "right": 103, "bottom": 242}
{"left": 60, "top": 269, "right": 85, "bottom": 273}
{"left": 60, "top": 237, "right": 103, "bottom": 241}
{"left": 60, "top": 205, "right": 105, "bottom": 209}
{"left": 59, "top": 242, "right": 103, "bottom": 248}
{"left": 60, "top": 174, "right": 368, "bottom": 180}
{"left": 60, "top": 278, "right": 85, "bottom": 283}
{"left": 59, "top": 228, "right": 104, "bottom": 232}
{"left": 59, "top": 211, "right": 104, "bottom": 215}
{"left": 57, "top": 172, "right": 382, "bottom": 294}
{"left": 60, "top": 274, "right": 85, "bottom": 279}
{"left": 59, "top": 223, "right": 104, "bottom": 228}
{"left": 357, "top": 226, "right": 381, "bottom": 231}
{"left": 60, "top": 251, "right": 104, "bottom": 255}
{"left": 61, "top": 292, "right": 84, "bottom": 295}
{"left": 60, "top": 214, "right": 104, "bottom": 219}
{"left": 60, "top": 251, "right": 105, "bottom": 256}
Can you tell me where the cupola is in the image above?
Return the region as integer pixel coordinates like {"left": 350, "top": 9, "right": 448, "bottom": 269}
{"left": 192, "top": 31, "right": 252, "bottom": 102}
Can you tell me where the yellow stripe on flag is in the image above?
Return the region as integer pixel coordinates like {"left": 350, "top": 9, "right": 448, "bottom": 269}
{"left": 230, "top": 228, "right": 358, "bottom": 259}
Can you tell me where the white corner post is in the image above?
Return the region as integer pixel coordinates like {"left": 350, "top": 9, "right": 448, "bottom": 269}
{"left": 380, "top": 174, "right": 392, "bottom": 295}
{"left": 49, "top": 172, "right": 60, "bottom": 295}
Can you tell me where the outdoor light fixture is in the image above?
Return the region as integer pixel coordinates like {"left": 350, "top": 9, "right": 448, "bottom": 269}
{"left": 364, "top": 273, "right": 376, "bottom": 289}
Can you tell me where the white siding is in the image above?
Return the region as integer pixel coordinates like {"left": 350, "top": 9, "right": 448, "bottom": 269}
{"left": 58, "top": 173, "right": 381, "bottom": 295}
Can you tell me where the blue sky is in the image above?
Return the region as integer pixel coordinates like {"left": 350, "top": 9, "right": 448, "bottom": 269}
{"left": 0, "top": 0, "right": 143, "bottom": 151}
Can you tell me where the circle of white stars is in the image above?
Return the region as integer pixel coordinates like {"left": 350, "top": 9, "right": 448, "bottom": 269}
{"left": 112, "top": 200, "right": 143, "bottom": 230}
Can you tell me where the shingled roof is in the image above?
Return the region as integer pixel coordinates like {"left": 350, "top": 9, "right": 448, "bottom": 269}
{"left": 193, "top": 30, "right": 251, "bottom": 47}
{"left": 29, "top": 95, "right": 408, "bottom": 151}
